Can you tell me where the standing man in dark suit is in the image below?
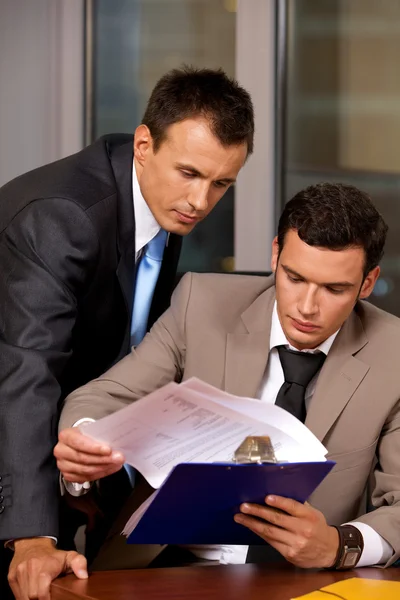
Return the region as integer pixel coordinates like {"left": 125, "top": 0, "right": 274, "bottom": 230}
{"left": 0, "top": 66, "right": 254, "bottom": 599}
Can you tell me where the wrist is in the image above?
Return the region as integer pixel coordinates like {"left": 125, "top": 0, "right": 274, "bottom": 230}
{"left": 13, "top": 537, "right": 56, "bottom": 552}
{"left": 324, "top": 526, "right": 340, "bottom": 568}
{"left": 328, "top": 525, "right": 364, "bottom": 570}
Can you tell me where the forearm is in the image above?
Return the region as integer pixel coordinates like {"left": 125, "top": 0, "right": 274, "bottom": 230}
{"left": 0, "top": 353, "right": 61, "bottom": 539}
{"left": 59, "top": 376, "right": 136, "bottom": 431}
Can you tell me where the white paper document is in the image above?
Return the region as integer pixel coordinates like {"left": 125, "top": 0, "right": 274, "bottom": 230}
{"left": 81, "top": 377, "right": 327, "bottom": 491}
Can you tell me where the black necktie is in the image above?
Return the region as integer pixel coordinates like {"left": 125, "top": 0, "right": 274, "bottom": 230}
{"left": 246, "top": 346, "right": 326, "bottom": 565}
{"left": 275, "top": 345, "right": 326, "bottom": 423}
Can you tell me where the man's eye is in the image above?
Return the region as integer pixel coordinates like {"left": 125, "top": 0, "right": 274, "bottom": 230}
{"left": 214, "top": 181, "right": 228, "bottom": 188}
{"left": 288, "top": 275, "right": 302, "bottom": 283}
{"left": 326, "top": 287, "right": 344, "bottom": 295}
{"left": 181, "top": 171, "right": 196, "bottom": 178}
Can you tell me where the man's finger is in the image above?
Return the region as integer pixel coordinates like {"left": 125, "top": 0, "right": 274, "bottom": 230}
{"left": 54, "top": 442, "right": 124, "bottom": 466}
{"left": 62, "top": 463, "right": 123, "bottom": 483}
{"left": 239, "top": 502, "right": 296, "bottom": 531}
{"left": 234, "top": 513, "right": 293, "bottom": 546}
{"left": 58, "top": 428, "right": 112, "bottom": 455}
{"left": 67, "top": 552, "right": 88, "bottom": 579}
{"left": 8, "top": 570, "right": 25, "bottom": 600}
{"left": 26, "top": 560, "right": 39, "bottom": 599}
{"left": 27, "top": 557, "right": 59, "bottom": 600}
{"left": 58, "top": 458, "right": 123, "bottom": 478}
{"left": 37, "top": 572, "right": 53, "bottom": 600}
{"left": 16, "top": 563, "right": 32, "bottom": 600}
{"left": 264, "top": 495, "right": 308, "bottom": 517}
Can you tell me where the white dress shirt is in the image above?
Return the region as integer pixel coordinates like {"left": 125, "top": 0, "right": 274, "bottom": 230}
{"left": 187, "top": 303, "right": 393, "bottom": 566}
{"left": 132, "top": 159, "right": 161, "bottom": 260}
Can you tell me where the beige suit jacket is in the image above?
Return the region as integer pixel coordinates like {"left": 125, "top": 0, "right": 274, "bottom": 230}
{"left": 60, "top": 273, "right": 400, "bottom": 567}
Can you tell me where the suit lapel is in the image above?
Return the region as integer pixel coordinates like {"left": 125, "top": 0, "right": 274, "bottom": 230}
{"left": 305, "top": 308, "right": 369, "bottom": 442}
{"left": 109, "top": 139, "right": 135, "bottom": 308}
{"left": 225, "top": 282, "right": 275, "bottom": 398}
{"left": 108, "top": 137, "right": 135, "bottom": 357}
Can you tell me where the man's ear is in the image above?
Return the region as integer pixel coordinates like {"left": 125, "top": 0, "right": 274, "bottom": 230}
{"left": 133, "top": 124, "right": 153, "bottom": 167}
{"left": 359, "top": 266, "right": 380, "bottom": 299}
{"left": 271, "top": 236, "right": 279, "bottom": 273}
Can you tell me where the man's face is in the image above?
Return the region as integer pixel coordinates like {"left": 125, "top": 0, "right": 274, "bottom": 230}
{"left": 133, "top": 118, "right": 248, "bottom": 235}
{"left": 271, "top": 229, "right": 380, "bottom": 350}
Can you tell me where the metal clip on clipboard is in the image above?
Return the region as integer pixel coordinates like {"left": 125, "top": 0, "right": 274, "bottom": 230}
{"left": 233, "top": 436, "right": 278, "bottom": 464}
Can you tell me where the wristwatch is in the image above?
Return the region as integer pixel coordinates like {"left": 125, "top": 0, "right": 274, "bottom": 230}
{"left": 331, "top": 525, "right": 364, "bottom": 569}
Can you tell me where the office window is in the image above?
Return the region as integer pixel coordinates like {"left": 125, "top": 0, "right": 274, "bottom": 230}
{"left": 92, "top": 0, "right": 236, "bottom": 272}
{"left": 283, "top": 0, "right": 400, "bottom": 315}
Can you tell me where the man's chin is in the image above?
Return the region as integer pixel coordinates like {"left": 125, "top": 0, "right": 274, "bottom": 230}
{"left": 165, "top": 220, "right": 197, "bottom": 236}
{"left": 286, "top": 328, "right": 322, "bottom": 351}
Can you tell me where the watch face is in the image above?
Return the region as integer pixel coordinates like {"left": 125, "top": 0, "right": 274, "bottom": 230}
{"left": 343, "top": 549, "right": 360, "bottom": 568}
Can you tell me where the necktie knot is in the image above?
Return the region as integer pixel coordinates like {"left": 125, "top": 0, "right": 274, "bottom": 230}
{"left": 275, "top": 345, "right": 326, "bottom": 423}
{"left": 277, "top": 346, "right": 326, "bottom": 389}
{"left": 145, "top": 229, "right": 167, "bottom": 262}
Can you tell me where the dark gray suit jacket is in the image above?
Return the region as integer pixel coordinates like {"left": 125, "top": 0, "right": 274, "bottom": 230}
{"left": 0, "top": 135, "right": 181, "bottom": 542}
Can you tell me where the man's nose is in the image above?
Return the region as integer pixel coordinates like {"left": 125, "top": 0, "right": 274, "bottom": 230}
{"left": 187, "top": 184, "right": 209, "bottom": 212}
{"left": 298, "top": 289, "right": 318, "bottom": 316}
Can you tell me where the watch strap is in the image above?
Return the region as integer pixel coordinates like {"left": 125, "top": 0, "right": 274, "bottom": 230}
{"left": 331, "top": 525, "right": 364, "bottom": 570}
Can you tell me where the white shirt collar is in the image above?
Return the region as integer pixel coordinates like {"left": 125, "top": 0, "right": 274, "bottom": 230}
{"left": 270, "top": 301, "right": 339, "bottom": 355}
{"left": 132, "top": 159, "right": 160, "bottom": 255}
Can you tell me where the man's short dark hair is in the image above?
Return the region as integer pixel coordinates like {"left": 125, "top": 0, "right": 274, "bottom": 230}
{"left": 277, "top": 182, "right": 388, "bottom": 277}
{"left": 142, "top": 65, "right": 254, "bottom": 155}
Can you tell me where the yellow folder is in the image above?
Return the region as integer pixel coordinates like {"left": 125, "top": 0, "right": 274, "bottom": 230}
{"left": 292, "top": 577, "right": 400, "bottom": 600}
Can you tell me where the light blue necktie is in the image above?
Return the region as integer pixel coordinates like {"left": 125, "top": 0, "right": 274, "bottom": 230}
{"left": 125, "top": 228, "right": 167, "bottom": 487}
{"left": 130, "top": 228, "right": 167, "bottom": 347}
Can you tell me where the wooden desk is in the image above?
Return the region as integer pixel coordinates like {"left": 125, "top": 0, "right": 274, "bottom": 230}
{"left": 51, "top": 564, "right": 400, "bottom": 600}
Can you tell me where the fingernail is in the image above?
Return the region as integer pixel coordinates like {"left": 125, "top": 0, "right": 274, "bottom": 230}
{"left": 78, "top": 570, "right": 88, "bottom": 579}
{"left": 111, "top": 452, "right": 123, "bottom": 462}
{"left": 241, "top": 503, "right": 250, "bottom": 512}
{"left": 267, "top": 495, "right": 275, "bottom": 503}
{"left": 234, "top": 515, "right": 244, "bottom": 523}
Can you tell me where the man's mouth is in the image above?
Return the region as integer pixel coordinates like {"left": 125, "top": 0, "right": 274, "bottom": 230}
{"left": 174, "top": 210, "right": 199, "bottom": 224}
{"left": 290, "top": 318, "right": 320, "bottom": 333}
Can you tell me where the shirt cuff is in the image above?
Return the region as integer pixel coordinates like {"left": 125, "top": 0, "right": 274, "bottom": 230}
{"left": 73, "top": 417, "right": 96, "bottom": 428}
{"left": 4, "top": 536, "right": 57, "bottom": 551}
{"left": 346, "top": 521, "right": 394, "bottom": 566}
{"left": 63, "top": 478, "right": 93, "bottom": 497}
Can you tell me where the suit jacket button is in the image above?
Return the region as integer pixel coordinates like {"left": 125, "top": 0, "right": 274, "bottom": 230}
{"left": 0, "top": 476, "right": 2, "bottom": 481}
{"left": 0, "top": 496, "right": 3, "bottom": 503}
{"left": 0, "top": 485, "right": 3, "bottom": 493}
{"left": 0, "top": 506, "right": 4, "bottom": 514}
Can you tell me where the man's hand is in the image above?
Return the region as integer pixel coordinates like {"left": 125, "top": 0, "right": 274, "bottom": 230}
{"left": 234, "top": 495, "right": 339, "bottom": 569}
{"left": 8, "top": 538, "right": 87, "bottom": 600}
{"left": 54, "top": 427, "right": 125, "bottom": 483}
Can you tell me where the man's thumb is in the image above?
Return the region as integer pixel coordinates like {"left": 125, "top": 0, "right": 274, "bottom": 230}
{"left": 68, "top": 552, "right": 88, "bottom": 579}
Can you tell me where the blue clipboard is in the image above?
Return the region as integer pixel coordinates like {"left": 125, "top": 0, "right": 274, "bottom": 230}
{"left": 127, "top": 460, "right": 335, "bottom": 545}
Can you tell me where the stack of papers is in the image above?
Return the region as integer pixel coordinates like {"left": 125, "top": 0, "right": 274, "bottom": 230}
{"left": 82, "top": 377, "right": 328, "bottom": 490}
{"left": 81, "top": 378, "right": 332, "bottom": 543}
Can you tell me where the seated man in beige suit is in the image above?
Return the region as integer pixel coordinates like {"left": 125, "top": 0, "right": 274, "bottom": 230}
{"left": 56, "top": 182, "right": 399, "bottom": 573}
